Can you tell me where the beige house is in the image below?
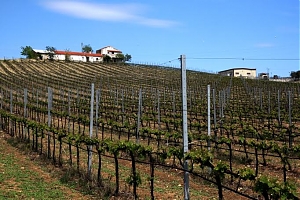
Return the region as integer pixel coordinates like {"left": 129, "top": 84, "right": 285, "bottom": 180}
{"left": 96, "top": 46, "right": 122, "bottom": 58}
{"left": 32, "top": 49, "right": 51, "bottom": 60}
{"left": 218, "top": 68, "right": 256, "bottom": 78}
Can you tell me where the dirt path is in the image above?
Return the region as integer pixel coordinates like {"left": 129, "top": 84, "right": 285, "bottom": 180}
{"left": 0, "top": 131, "right": 96, "bottom": 200}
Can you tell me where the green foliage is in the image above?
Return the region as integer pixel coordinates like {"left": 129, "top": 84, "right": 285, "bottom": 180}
{"left": 254, "top": 175, "right": 280, "bottom": 199}
{"left": 217, "top": 136, "right": 231, "bottom": 145}
{"left": 20, "top": 46, "right": 37, "bottom": 59}
{"left": 169, "top": 146, "right": 184, "bottom": 166}
{"left": 290, "top": 70, "right": 300, "bottom": 80}
{"left": 124, "top": 54, "right": 132, "bottom": 62}
{"left": 126, "top": 172, "right": 142, "bottom": 187}
{"left": 105, "top": 140, "right": 123, "bottom": 156}
{"left": 115, "top": 53, "right": 125, "bottom": 61}
{"left": 45, "top": 46, "right": 56, "bottom": 61}
{"left": 111, "top": 53, "right": 131, "bottom": 62}
{"left": 156, "top": 147, "right": 169, "bottom": 163}
{"left": 82, "top": 44, "right": 93, "bottom": 53}
{"left": 185, "top": 149, "right": 213, "bottom": 169}
{"left": 213, "top": 161, "right": 228, "bottom": 180}
{"left": 280, "top": 182, "right": 299, "bottom": 200}
{"left": 254, "top": 175, "right": 298, "bottom": 200}
{"left": 238, "top": 168, "right": 255, "bottom": 180}
{"left": 103, "top": 55, "right": 111, "bottom": 63}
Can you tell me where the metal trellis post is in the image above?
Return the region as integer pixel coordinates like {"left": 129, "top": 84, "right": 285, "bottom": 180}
{"left": 181, "top": 54, "right": 189, "bottom": 200}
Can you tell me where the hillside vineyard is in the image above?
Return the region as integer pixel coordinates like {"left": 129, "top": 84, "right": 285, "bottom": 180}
{"left": 0, "top": 60, "right": 299, "bottom": 199}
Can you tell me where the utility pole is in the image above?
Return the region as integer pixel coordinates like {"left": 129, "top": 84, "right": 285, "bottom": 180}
{"left": 180, "top": 55, "right": 189, "bottom": 200}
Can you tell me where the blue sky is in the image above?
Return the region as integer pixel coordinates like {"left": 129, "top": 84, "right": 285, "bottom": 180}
{"left": 0, "top": 0, "right": 299, "bottom": 77}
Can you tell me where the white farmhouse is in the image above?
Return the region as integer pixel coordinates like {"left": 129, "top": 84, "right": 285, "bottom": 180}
{"left": 54, "top": 50, "right": 102, "bottom": 62}
{"left": 218, "top": 68, "right": 257, "bottom": 79}
{"left": 33, "top": 49, "right": 103, "bottom": 62}
{"left": 96, "top": 46, "right": 122, "bottom": 58}
{"left": 32, "top": 49, "right": 51, "bottom": 60}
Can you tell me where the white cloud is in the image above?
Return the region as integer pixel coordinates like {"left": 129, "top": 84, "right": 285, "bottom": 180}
{"left": 41, "top": 1, "right": 177, "bottom": 28}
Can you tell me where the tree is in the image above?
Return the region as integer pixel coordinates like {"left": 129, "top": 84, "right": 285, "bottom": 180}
{"left": 124, "top": 54, "right": 132, "bottom": 62}
{"left": 82, "top": 44, "right": 93, "bottom": 53}
{"left": 115, "top": 53, "right": 132, "bottom": 63}
{"left": 290, "top": 71, "right": 300, "bottom": 81}
{"left": 45, "top": 46, "right": 56, "bottom": 61}
{"left": 115, "top": 53, "right": 125, "bottom": 62}
{"left": 103, "top": 55, "right": 111, "bottom": 63}
{"left": 20, "top": 46, "right": 37, "bottom": 59}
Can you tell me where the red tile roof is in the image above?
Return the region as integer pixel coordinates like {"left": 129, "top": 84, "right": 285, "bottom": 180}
{"left": 54, "top": 50, "right": 103, "bottom": 57}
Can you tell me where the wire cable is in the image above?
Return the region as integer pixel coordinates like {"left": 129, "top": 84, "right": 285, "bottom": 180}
{"left": 187, "top": 57, "right": 300, "bottom": 61}
{"left": 158, "top": 58, "right": 180, "bottom": 66}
